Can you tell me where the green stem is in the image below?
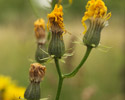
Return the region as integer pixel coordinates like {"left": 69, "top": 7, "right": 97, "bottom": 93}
{"left": 28, "top": 0, "right": 40, "bottom": 18}
{"left": 56, "top": 78, "right": 63, "bottom": 100}
{"left": 47, "top": 32, "right": 51, "bottom": 42}
{"left": 54, "top": 46, "right": 92, "bottom": 100}
{"left": 54, "top": 58, "right": 64, "bottom": 100}
{"left": 63, "top": 46, "right": 92, "bottom": 78}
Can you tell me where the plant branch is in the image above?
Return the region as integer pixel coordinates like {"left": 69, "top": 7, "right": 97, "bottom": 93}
{"left": 63, "top": 46, "right": 92, "bottom": 78}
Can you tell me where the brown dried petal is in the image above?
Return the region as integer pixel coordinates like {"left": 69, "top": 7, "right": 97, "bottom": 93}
{"left": 29, "top": 63, "right": 46, "bottom": 83}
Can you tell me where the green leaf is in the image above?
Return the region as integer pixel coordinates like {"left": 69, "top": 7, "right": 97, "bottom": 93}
{"left": 60, "top": 59, "right": 66, "bottom": 63}
{"left": 39, "top": 48, "right": 49, "bottom": 55}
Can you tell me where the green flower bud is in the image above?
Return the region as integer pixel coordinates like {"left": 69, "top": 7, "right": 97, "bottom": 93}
{"left": 24, "top": 63, "right": 46, "bottom": 100}
{"left": 35, "top": 44, "right": 49, "bottom": 63}
{"left": 82, "top": 0, "right": 111, "bottom": 48}
{"left": 83, "top": 19, "right": 104, "bottom": 48}
{"left": 48, "top": 32, "right": 65, "bottom": 58}
{"left": 47, "top": 4, "right": 65, "bottom": 58}
{"left": 24, "top": 82, "right": 40, "bottom": 100}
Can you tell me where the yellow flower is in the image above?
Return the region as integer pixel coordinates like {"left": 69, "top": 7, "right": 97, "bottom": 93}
{"left": 0, "top": 75, "right": 12, "bottom": 90}
{"left": 34, "top": 18, "right": 46, "bottom": 44}
{"left": 0, "top": 75, "right": 25, "bottom": 100}
{"left": 4, "top": 84, "right": 25, "bottom": 100}
{"left": 47, "top": 4, "right": 64, "bottom": 32}
{"left": 82, "top": 0, "right": 111, "bottom": 34}
{"left": 34, "top": 18, "right": 45, "bottom": 30}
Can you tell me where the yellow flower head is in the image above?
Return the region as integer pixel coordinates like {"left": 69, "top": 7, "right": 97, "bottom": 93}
{"left": 4, "top": 85, "right": 25, "bottom": 100}
{"left": 34, "top": 18, "right": 46, "bottom": 44}
{"left": 34, "top": 18, "right": 45, "bottom": 30}
{"left": 0, "top": 75, "right": 12, "bottom": 90}
{"left": 47, "top": 4, "right": 64, "bottom": 32}
{"left": 82, "top": 0, "right": 111, "bottom": 34}
{"left": 0, "top": 75, "right": 25, "bottom": 100}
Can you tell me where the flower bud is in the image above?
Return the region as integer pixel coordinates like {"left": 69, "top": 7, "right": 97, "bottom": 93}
{"left": 82, "top": 0, "right": 111, "bottom": 48}
{"left": 24, "top": 63, "right": 46, "bottom": 100}
{"left": 29, "top": 63, "right": 46, "bottom": 83}
{"left": 35, "top": 44, "right": 49, "bottom": 63}
{"left": 24, "top": 82, "right": 40, "bottom": 100}
{"left": 34, "top": 18, "right": 46, "bottom": 44}
{"left": 47, "top": 4, "right": 65, "bottom": 58}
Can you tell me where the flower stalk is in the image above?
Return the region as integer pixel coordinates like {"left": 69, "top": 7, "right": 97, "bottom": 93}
{"left": 52, "top": 0, "right": 111, "bottom": 98}
{"left": 54, "top": 58, "right": 64, "bottom": 100}
{"left": 63, "top": 46, "right": 92, "bottom": 78}
{"left": 54, "top": 46, "right": 92, "bottom": 100}
{"left": 49, "top": 3, "right": 93, "bottom": 100}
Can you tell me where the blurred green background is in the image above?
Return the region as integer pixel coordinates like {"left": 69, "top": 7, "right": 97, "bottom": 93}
{"left": 0, "top": 0, "right": 124, "bottom": 100}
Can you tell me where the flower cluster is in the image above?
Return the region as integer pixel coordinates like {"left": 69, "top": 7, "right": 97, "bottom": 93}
{"left": 0, "top": 75, "right": 25, "bottom": 100}
{"left": 24, "top": 0, "right": 111, "bottom": 99}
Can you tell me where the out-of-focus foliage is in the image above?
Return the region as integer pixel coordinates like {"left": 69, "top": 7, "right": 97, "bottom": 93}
{"left": 0, "top": 0, "right": 124, "bottom": 23}
{"left": 0, "top": 0, "right": 30, "bottom": 23}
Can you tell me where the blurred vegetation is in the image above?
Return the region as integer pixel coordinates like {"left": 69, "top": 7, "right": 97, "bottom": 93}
{"left": 0, "top": 0, "right": 124, "bottom": 23}
{"left": 0, "top": 0, "right": 125, "bottom": 100}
